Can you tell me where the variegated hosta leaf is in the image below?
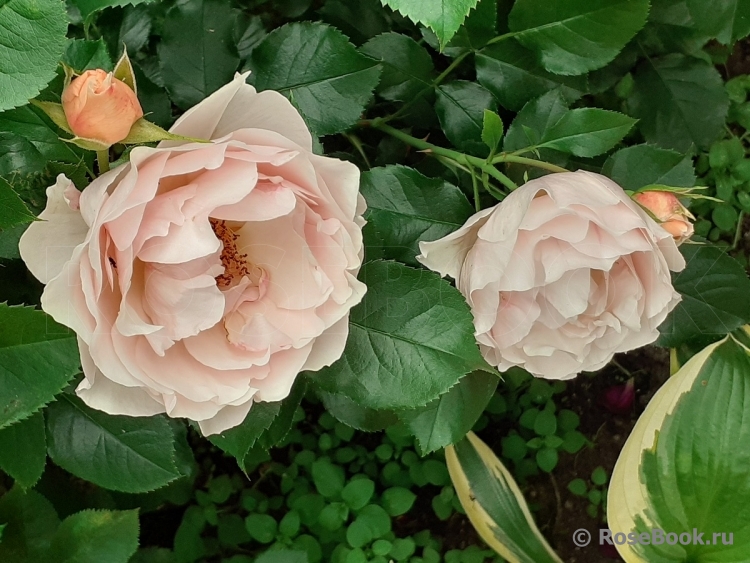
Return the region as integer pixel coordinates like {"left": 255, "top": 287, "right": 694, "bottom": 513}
{"left": 608, "top": 332, "right": 750, "bottom": 562}
{"left": 446, "top": 432, "right": 563, "bottom": 563}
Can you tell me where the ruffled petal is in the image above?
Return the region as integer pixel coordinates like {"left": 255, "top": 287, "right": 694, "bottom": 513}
{"left": 19, "top": 175, "right": 88, "bottom": 283}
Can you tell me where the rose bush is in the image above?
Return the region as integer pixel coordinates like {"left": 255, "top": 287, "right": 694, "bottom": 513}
{"left": 418, "top": 171, "right": 686, "bottom": 380}
{"left": 19, "top": 73, "right": 366, "bottom": 435}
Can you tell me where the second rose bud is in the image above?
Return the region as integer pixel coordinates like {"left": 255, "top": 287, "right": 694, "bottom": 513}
{"left": 633, "top": 190, "right": 695, "bottom": 244}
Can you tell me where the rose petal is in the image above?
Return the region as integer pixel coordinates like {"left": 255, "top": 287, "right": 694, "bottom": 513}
{"left": 19, "top": 175, "right": 88, "bottom": 284}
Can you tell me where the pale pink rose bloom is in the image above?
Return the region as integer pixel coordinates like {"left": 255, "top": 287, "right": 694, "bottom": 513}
{"left": 417, "top": 171, "right": 685, "bottom": 380}
{"left": 62, "top": 69, "right": 144, "bottom": 145}
{"left": 633, "top": 190, "right": 695, "bottom": 245}
{"left": 20, "top": 73, "right": 366, "bottom": 435}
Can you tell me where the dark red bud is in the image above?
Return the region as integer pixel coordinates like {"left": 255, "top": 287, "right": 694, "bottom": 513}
{"left": 600, "top": 378, "right": 635, "bottom": 415}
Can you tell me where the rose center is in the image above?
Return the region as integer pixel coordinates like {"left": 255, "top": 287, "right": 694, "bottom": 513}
{"left": 210, "top": 219, "right": 251, "bottom": 288}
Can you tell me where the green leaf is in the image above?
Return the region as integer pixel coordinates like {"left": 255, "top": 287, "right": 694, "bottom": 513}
{"left": 537, "top": 108, "right": 637, "bottom": 157}
{"left": 0, "top": 412, "right": 46, "bottom": 489}
{"left": 536, "top": 448, "right": 558, "bottom": 472}
{"left": 381, "top": 0, "right": 481, "bottom": 49}
{"left": 50, "top": 509, "right": 139, "bottom": 563}
{"left": 685, "top": 0, "right": 750, "bottom": 44}
{"left": 208, "top": 401, "right": 281, "bottom": 466}
{"left": 258, "top": 378, "right": 307, "bottom": 449}
{"left": 503, "top": 89, "right": 568, "bottom": 153}
{"left": 311, "top": 459, "right": 345, "bottom": 498}
{"left": 398, "top": 370, "right": 499, "bottom": 455}
{"left": 628, "top": 54, "right": 729, "bottom": 152}
{"left": 314, "top": 260, "right": 490, "bottom": 411}
{"left": 381, "top": 487, "right": 417, "bottom": 517}
{"left": 357, "top": 505, "right": 391, "bottom": 538}
{"left": 0, "top": 0, "right": 67, "bottom": 112}
{"left": 278, "top": 511, "right": 301, "bottom": 538}
{"left": 482, "top": 110, "right": 504, "bottom": 153}
{"left": 317, "top": 389, "right": 399, "bottom": 432}
{"left": 0, "top": 487, "right": 60, "bottom": 563}
{"left": 342, "top": 479, "right": 375, "bottom": 510}
{"left": 0, "top": 224, "right": 25, "bottom": 260}
{"left": 533, "top": 409, "right": 557, "bottom": 437}
{"left": 609, "top": 337, "right": 750, "bottom": 562}
{"left": 250, "top": 22, "right": 381, "bottom": 135}
{"left": 429, "top": 0, "right": 498, "bottom": 56}
{"left": 508, "top": 0, "right": 650, "bottom": 75}
{"left": 158, "top": 0, "right": 240, "bottom": 110}
{"left": 318, "top": 502, "right": 349, "bottom": 531}
{"left": 602, "top": 144, "right": 697, "bottom": 191}
{"left": 319, "top": 0, "right": 390, "bottom": 45}
{"left": 71, "top": 0, "right": 153, "bottom": 21}
{"left": 105, "top": 5, "right": 153, "bottom": 57}
{"left": 0, "top": 105, "right": 86, "bottom": 176}
{"left": 132, "top": 64, "right": 172, "bottom": 129}
{"left": 359, "top": 166, "right": 474, "bottom": 266}
{"left": 173, "top": 506, "right": 206, "bottom": 562}
{"left": 591, "top": 466, "right": 608, "bottom": 486}
{"left": 0, "top": 305, "right": 78, "bottom": 430}
{"left": 244, "top": 514, "right": 277, "bottom": 544}
{"left": 46, "top": 394, "right": 181, "bottom": 493}
{"left": 360, "top": 32, "right": 434, "bottom": 102}
{"left": 658, "top": 245, "right": 750, "bottom": 347}
{"left": 63, "top": 39, "right": 113, "bottom": 73}
{"left": 346, "top": 520, "right": 373, "bottom": 549}
{"left": 476, "top": 41, "right": 587, "bottom": 112}
{"left": 0, "top": 178, "right": 35, "bottom": 229}
{"left": 557, "top": 410, "right": 580, "bottom": 432}
{"left": 435, "top": 81, "right": 497, "bottom": 156}
{"left": 567, "top": 478, "right": 587, "bottom": 496}
{"left": 447, "top": 433, "right": 563, "bottom": 562}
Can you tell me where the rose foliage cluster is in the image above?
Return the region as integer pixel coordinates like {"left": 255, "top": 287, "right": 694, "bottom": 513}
{"left": 2, "top": 0, "right": 750, "bottom": 561}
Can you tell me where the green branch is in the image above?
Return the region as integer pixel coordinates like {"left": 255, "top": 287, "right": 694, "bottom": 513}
{"left": 361, "top": 121, "right": 571, "bottom": 198}
{"left": 364, "top": 120, "right": 518, "bottom": 192}
{"left": 493, "top": 154, "right": 569, "bottom": 173}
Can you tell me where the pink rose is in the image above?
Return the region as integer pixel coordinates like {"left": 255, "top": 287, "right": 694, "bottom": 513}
{"left": 418, "top": 171, "right": 685, "bottom": 380}
{"left": 20, "top": 73, "right": 366, "bottom": 435}
{"left": 62, "top": 69, "right": 144, "bottom": 146}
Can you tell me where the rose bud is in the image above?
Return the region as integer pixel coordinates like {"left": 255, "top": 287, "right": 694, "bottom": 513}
{"left": 61, "top": 69, "right": 143, "bottom": 146}
{"left": 633, "top": 191, "right": 694, "bottom": 245}
{"left": 600, "top": 378, "right": 635, "bottom": 415}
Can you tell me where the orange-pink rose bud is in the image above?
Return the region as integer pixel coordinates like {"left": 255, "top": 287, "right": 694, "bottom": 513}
{"left": 633, "top": 191, "right": 694, "bottom": 244}
{"left": 62, "top": 69, "right": 143, "bottom": 146}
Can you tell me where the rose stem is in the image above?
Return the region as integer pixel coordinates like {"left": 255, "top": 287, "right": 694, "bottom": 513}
{"left": 493, "top": 154, "right": 569, "bottom": 174}
{"left": 362, "top": 120, "right": 518, "bottom": 192}
{"left": 97, "top": 150, "right": 110, "bottom": 174}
